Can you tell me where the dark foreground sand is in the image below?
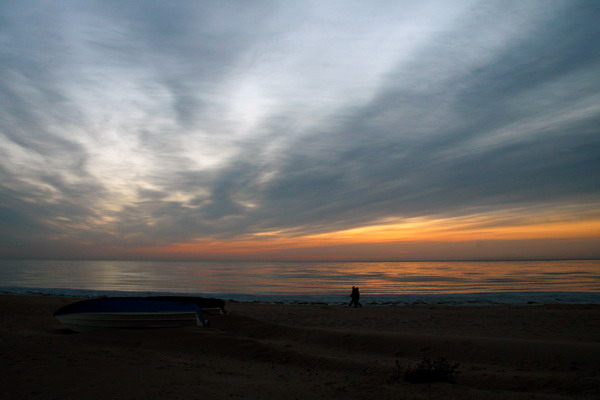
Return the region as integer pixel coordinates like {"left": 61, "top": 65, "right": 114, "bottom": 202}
{"left": 1, "top": 295, "right": 599, "bottom": 399}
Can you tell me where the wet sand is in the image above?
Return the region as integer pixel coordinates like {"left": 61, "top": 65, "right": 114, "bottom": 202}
{"left": 1, "top": 294, "right": 599, "bottom": 399}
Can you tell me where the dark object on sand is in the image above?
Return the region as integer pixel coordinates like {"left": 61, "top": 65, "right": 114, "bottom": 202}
{"left": 401, "top": 357, "right": 460, "bottom": 384}
{"left": 149, "top": 296, "right": 227, "bottom": 314}
{"left": 53, "top": 297, "right": 218, "bottom": 332}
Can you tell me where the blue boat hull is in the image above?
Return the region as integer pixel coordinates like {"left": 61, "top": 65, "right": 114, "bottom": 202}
{"left": 54, "top": 297, "right": 209, "bottom": 332}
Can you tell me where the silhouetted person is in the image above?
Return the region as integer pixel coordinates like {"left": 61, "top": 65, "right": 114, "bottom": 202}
{"left": 349, "top": 286, "right": 362, "bottom": 307}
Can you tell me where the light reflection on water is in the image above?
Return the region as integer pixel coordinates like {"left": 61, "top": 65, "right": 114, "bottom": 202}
{"left": 0, "top": 259, "right": 599, "bottom": 295}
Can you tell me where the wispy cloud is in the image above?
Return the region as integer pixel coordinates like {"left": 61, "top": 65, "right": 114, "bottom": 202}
{"left": 1, "top": 0, "right": 599, "bottom": 259}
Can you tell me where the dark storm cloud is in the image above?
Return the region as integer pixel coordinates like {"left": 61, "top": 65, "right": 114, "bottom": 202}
{"left": 0, "top": 0, "right": 599, "bottom": 256}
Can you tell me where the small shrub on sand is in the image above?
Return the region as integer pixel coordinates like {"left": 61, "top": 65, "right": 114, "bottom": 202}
{"left": 388, "top": 357, "right": 459, "bottom": 384}
{"left": 387, "top": 360, "right": 404, "bottom": 384}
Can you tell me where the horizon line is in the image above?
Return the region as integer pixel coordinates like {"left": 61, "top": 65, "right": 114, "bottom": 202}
{"left": 1, "top": 257, "right": 599, "bottom": 263}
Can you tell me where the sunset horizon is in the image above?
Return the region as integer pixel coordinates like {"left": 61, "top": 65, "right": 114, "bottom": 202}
{"left": 1, "top": 1, "right": 599, "bottom": 263}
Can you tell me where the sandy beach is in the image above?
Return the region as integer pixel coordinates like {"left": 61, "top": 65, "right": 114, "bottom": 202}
{"left": 1, "top": 295, "right": 599, "bottom": 399}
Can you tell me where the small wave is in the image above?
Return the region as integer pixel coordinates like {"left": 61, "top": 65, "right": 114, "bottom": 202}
{"left": 1, "top": 286, "right": 599, "bottom": 306}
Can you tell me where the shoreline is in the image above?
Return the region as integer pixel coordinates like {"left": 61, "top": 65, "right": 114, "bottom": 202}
{"left": 2, "top": 294, "right": 599, "bottom": 399}
{"left": 2, "top": 287, "right": 599, "bottom": 306}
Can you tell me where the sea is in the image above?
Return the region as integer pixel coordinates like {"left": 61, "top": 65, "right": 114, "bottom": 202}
{"left": 1, "top": 259, "right": 599, "bottom": 305}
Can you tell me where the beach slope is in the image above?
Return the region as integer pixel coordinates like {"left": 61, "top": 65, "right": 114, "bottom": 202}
{"left": 1, "top": 295, "right": 599, "bottom": 399}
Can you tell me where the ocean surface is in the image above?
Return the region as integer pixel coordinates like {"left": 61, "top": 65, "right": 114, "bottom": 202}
{"left": 1, "top": 259, "right": 599, "bottom": 305}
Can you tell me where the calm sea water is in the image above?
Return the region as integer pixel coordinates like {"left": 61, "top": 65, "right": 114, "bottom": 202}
{"left": 1, "top": 259, "right": 599, "bottom": 304}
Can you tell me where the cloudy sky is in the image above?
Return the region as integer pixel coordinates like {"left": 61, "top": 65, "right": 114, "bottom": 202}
{"left": 1, "top": 0, "right": 599, "bottom": 261}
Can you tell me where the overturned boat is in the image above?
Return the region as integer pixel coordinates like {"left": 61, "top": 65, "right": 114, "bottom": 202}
{"left": 54, "top": 297, "right": 212, "bottom": 332}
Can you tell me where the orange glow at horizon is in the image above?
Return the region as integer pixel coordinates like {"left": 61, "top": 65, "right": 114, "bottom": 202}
{"left": 129, "top": 211, "right": 600, "bottom": 258}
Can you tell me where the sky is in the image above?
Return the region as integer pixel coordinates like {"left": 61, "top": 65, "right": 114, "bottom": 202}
{"left": 1, "top": 0, "right": 599, "bottom": 261}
